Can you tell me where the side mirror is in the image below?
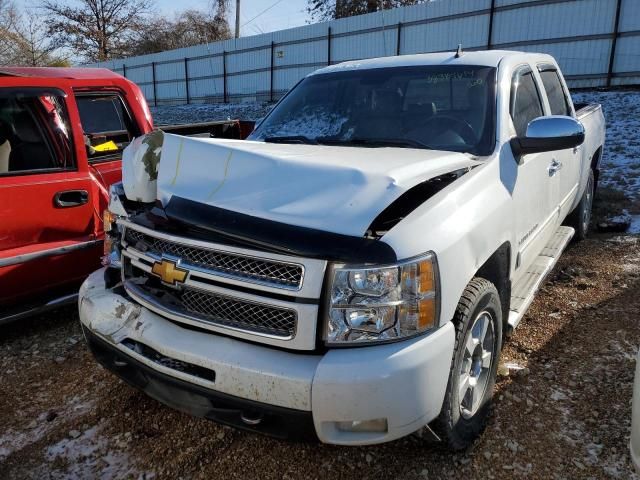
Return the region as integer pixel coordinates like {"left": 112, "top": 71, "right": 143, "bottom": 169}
{"left": 510, "top": 116, "right": 585, "bottom": 157}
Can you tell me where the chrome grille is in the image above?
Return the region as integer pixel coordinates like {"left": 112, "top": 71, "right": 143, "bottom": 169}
{"left": 124, "top": 228, "right": 303, "bottom": 289}
{"left": 122, "top": 257, "right": 297, "bottom": 339}
{"left": 181, "top": 289, "right": 296, "bottom": 337}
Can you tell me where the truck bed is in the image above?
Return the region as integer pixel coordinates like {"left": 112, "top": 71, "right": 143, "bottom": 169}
{"left": 574, "top": 102, "right": 602, "bottom": 120}
{"left": 158, "top": 119, "right": 255, "bottom": 140}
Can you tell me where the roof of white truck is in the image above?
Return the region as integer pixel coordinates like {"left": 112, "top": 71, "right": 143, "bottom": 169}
{"left": 313, "top": 50, "right": 551, "bottom": 75}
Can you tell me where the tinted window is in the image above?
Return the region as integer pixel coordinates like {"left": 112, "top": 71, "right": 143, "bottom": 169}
{"left": 76, "top": 94, "right": 135, "bottom": 162}
{"left": 510, "top": 70, "right": 544, "bottom": 137}
{"left": 250, "top": 65, "right": 496, "bottom": 155}
{"left": 0, "top": 94, "right": 74, "bottom": 175}
{"left": 540, "top": 70, "right": 570, "bottom": 116}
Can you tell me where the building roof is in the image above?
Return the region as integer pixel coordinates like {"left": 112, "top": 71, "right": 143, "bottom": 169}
{"left": 0, "top": 67, "right": 123, "bottom": 80}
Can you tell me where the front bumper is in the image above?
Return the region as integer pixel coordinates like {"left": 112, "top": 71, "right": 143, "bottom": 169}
{"left": 79, "top": 268, "right": 454, "bottom": 445}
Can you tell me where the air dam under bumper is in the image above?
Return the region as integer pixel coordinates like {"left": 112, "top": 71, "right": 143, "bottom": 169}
{"left": 79, "top": 268, "right": 455, "bottom": 445}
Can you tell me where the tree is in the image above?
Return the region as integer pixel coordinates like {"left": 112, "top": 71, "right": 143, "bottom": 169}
{"left": 130, "top": 1, "right": 232, "bottom": 56}
{"left": 0, "top": 0, "right": 22, "bottom": 64}
{"left": 307, "top": 0, "right": 428, "bottom": 22}
{"left": 14, "top": 11, "right": 69, "bottom": 66}
{"left": 40, "top": 0, "right": 154, "bottom": 63}
{"left": 0, "top": 1, "right": 67, "bottom": 66}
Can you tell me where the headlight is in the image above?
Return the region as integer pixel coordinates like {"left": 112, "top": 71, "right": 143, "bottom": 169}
{"left": 102, "top": 183, "right": 129, "bottom": 269}
{"left": 325, "top": 252, "right": 439, "bottom": 345}
{"left": 102, "top": 209, "right": 123, "bottom": 269}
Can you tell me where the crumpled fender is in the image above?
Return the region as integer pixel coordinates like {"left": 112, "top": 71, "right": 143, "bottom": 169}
{"left": 122, "top": 129, "right": 164, "bottom": 203}
{"left": 79, "top": 269, "right": 142, "bottom": 344}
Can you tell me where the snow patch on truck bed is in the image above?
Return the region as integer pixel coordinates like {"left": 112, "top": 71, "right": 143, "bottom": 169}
{"left": 573, "top": 90, "right": 640, "bottom": 201}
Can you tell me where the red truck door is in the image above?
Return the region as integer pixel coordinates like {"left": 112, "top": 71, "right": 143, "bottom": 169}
{"left": 72, "top": 90, "right": 145, "bottom": 218}
{"left": 0, "top": 83, "right": 101, "bottom": 308}
{"left": 74, "top": 90, "right": 141, "bottom": 184}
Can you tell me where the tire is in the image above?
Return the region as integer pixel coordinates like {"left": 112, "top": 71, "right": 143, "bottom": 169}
{"left": 434, "top": 278, "right": 503, "bottom": 451}
{"left": 565, "top": 169, "right": 595, "bottom": 241}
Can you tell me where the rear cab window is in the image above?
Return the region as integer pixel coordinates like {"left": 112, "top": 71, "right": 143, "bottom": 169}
{"left": 0, "top": 89, "right": 75, "bottom": 176}
{"left": 538, "top": 66, "right": 571, "bottom": 117}
{"left": 509, "top": 67, "right": 544, "bottom": 137}
{"left": 75, "top": 93, "right": 139, "bottom": 162}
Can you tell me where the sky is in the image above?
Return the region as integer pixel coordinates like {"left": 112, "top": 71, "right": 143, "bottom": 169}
{"left": 208, "top": 0, "right": 310, "bottom": 36}
{"left": 14, "top": 0, "right": 310, "bottom": 37}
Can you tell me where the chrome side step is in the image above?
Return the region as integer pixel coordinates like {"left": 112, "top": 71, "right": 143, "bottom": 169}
{"left": 507, "top": 226, "right": 574, "bottom": 333}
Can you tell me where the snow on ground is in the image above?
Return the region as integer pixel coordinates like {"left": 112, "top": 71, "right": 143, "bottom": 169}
{"left": 150, "top": 102, "right": 272, "bottom": 126}
{"left": 573, "top": 90, "right": 640, "bottom": 203}
{"left": 0, "top": 395, "right": 94, "bottom": 462}
{"left": 44, "top": 425, "right": 140, "bottom": 480}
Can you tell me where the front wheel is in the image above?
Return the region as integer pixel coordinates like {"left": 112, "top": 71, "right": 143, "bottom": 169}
{"left": 434, "top": 278, "right": 502, "bottom": 450}
{"left": 566, "top": 169, "right": 595, "bottom": 241}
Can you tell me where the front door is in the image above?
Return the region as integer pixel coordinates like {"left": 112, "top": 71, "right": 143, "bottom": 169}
{"left": 0, "top": 83, "right": 99, "bottom": 307}
{"left": 508, "top": 66, "right": 561, "bottom": 280}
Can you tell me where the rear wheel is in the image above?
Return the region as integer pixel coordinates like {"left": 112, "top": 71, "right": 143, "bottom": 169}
{"left": 434, "top": 278, "right": 502, "bottom": 450}
{"left": 566, "top": 169, "right": 594, "bottom": 241}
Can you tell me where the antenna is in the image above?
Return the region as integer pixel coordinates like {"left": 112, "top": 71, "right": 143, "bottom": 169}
{"left": 455, "top": 44, "right": 463, "bottom": 58}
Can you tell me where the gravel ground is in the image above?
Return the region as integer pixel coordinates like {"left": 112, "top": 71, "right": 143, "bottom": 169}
{"left": 1, "top": 232, "right": 638, "bottom": 479}
{"left": 2, "top": 90, "right": 640, "bottom": 479}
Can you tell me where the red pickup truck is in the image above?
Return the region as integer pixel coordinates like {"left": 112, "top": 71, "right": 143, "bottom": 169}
{"left": 0, "top": 67, "right": 251, "bottom": 323}
{"left": 0, "top": 67, "right": 153, "bottom": 322}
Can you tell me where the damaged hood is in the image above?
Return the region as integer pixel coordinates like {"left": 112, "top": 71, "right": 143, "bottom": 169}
{"left": 142, "top": 134, "right": 477, "bottom": 237}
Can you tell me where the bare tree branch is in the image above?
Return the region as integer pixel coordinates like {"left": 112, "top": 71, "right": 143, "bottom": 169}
{"left": 130, "top": 2, "right": 232, "bottom": 56}
{"left": 40, "top": 0, "right": 154, "bottom": 62}
{"left": 0, "top": 0, "right": 68, "bottom": 66}
{"left": 307, "top": 0, "right": 429, "bottom": 22}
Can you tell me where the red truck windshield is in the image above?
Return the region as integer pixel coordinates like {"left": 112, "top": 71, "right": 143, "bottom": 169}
{"left": 251, "top": 65, "right": 497, "bottom": 156}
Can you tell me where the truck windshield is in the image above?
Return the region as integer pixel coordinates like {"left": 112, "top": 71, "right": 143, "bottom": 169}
{"left": 250, "top": 65, "right": 496, "bottom": 155}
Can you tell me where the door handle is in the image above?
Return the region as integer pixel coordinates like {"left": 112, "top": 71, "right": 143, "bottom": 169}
{"left": 548, "top": 159, "right": 562, "bottom": 177}
{"left": 54, "top": 190, "right": 89, "bottom": 208}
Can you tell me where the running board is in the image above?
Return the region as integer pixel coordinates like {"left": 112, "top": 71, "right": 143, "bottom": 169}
{"left": 0, "top": 293, "right": 78, "bottom": 325}
{"left": 507, "top": 226, "right": 574, "bottom": 333}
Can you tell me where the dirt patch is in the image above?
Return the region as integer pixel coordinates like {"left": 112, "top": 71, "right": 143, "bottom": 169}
{"left": 1, "top": 231, "right": 638, "bottom": 479}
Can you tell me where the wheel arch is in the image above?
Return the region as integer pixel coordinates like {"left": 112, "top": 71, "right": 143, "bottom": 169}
{"left": 474, "top": 241, "right": 512, "bottom": 329}
{"left": 591, "top": 146, "right": 603, "bottom": 189}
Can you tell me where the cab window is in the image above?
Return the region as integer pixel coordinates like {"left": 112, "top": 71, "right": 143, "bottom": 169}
{"left": 510, "top": 68, "right": 544, "bottom": 138}
{"left": 0, "top": 91, "right": 74, "bottom": 175}
{"left": 75, "top": 93, "right": 138, "bottom": 162}
{"left": 539, "top": 69, "right": 571, "bottom": 116}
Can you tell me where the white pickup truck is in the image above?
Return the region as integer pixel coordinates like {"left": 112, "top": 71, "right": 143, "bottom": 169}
{"left": 80, "top": 50, "right": 605, "bottom": 449}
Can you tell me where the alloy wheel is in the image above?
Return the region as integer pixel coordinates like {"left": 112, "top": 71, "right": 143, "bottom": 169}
{"left": 459, "top": 310, "right": 495, "bottom": 420}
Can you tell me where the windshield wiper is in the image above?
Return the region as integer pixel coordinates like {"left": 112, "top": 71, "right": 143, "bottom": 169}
{"left": 264, "top": 135, "right": 317, "bottom": 145}
{"left": 317, "top": 136, "right": 433, "bottom": 150}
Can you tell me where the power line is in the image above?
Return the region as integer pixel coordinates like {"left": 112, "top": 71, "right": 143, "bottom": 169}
{"left": 240, "top": 0, "right": 287, "bottom": 28}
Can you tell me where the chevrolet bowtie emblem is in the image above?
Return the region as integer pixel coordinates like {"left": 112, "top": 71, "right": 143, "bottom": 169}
{"left": 151, "top": 259, "right": 188, "bottom": 286}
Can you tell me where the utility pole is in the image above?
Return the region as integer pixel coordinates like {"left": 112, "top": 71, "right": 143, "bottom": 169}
{"left": 235, "top": 0, "right": 240, "bottom": 38}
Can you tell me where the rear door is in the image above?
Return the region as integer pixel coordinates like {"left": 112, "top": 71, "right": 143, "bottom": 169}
{"left": 0, "top": 83, "right": 100, "bottom": 307}
{"left": 74, "top": 90, "right": 141, "bottom": 190}
{"left": 537, "top": 65, "right": 582, "bottom": 221}
{"left": 509, "top": 65, "right": 561, "bottom": 278}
